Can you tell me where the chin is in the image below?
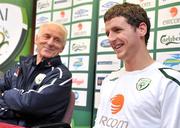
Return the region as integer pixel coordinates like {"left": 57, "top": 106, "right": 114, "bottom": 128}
{"left": 115, "top": 54, "right": 119, "bottom": 58}
{"left": 42, "top": 54, "right": 53, "bottom": 59}
{"left": 116, "top": 54, "right": 125, "bottom": 60}
{"left": 115, "top": 52, "right": 121, "bottom": 59}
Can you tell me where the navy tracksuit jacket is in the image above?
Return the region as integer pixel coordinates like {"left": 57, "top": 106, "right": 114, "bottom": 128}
{"left": 0, "top": 55, "right": 72, "bottom": 127}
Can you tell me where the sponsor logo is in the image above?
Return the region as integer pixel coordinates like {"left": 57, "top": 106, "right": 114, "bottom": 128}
{"left": 170, "top": 7, "right": 178, "bottom": 17}
{"left": 97, "top": 76, "right": 105, "bottom": 86}
{"left": 160, "top": 33, "right": 180, "bottom": 45}
{"left": 162, "top": 7, "right": 180, "bottom": 26}
{"left": 74, "top": 9, "right": 88, "bottom": 19}
{"left": 54, "top": 0, "right": 67, "bottom": 4}
{"left": 72, "top": 78, "right": 84, "bottom": 85}
{"left": 163, "top": 54, "right": 180, "bottom": 67}
{"left": 139, "top": 0, "right": 152, "bottom": 8}
{"left": 100, "top": 39, "right": 111, "bottom": 48}
{"left": 0, "top": 27, "right": 9, "bottom": 50}
{"left": 72, "top": 43, "right": 87, "bottom": 52}
{"left": 36, "top": 16, "right": 49, "bottom": 24}
{"left": 37, "top": 0, "right": 50, "bottom": 10}
{"left": 102, "top": 1, "right": 118, "bottom": 10}
{"left": 0, "top": 8, "right": 8, "bottom": 21}
{"left": 35, "top": 73, "right": 46, "bottom": 85}
{"left": 55, "top": 10, "right": 69, "bottom": 23}
{"left": 97, "top": 61, "right": 113, "bottom": 65}
{"left": 73, "top": 23, "right": 88, "bottom": 37}
{"left": 141, "top": 2, "right": 151, "bottom": 7}
{"left": 74, "top": 91, "right": 79, "bottom": 100}
{"left": 60, "top": 10, "right": 65, "bottom": 17}
{"left": 0, "top": 4, "right": 28, "bottom": 65}
{"left": 136, "top": 78, "right": 151, "bottom": 91}
{"left": 111, "top": 94, "right": 124, "bottom": 114}
{"left": 77, "top": 23, "right": 83, "bottom": 31}
{"left": 73, "top": 58, "right": 83, "bottom": 68}
{"left": 99, "top": 115, "right": 128, "bottom": 128}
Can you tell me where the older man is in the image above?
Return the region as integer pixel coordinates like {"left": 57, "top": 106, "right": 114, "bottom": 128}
{"left": 0, "top": 22, "right": 72, "bottom": 127}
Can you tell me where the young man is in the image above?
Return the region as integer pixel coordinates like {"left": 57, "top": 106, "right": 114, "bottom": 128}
{"left": 94, "top": 2, "right": 180, "bottom": 128}
{"left": 0, "top": 22, "right": 72, "bottom": 127}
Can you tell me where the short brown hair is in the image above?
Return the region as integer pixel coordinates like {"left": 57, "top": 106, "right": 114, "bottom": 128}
{"left": 104, "top": 2, "right": 151, "bottom": 45}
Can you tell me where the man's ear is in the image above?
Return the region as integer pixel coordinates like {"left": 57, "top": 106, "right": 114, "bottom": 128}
{"left": 138, "top": 22, "right": 147, "bottom": 36}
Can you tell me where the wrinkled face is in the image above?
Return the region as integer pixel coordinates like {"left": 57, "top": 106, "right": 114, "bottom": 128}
{"left": 35, "top": 24, "right": 66, "bottom": 60}
{"left": 105, "top": 16, "right": 144, "bottom": 61}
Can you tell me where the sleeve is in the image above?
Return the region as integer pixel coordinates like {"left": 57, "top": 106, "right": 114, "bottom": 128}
{"left": 2, "top": 66, "right": 72, "bottom": 119}
{"left": 160, "top": 69, "right": 180, "bottom": 128}
{"left": 0, "top": 66, "right": 19, "bottom": 119}
{"left": 0, "top": 68, "right": 15, "bottom": 92}
{"left": 0, "top": 77, "right": 6, "bottom": 92}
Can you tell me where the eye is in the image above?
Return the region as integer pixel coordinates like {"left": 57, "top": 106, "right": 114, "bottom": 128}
{"left": 54, "top": 37, "right": 63, "bottom": 44}
{"left": 113, "top": 27, "right": 122, "bottom": 33}
{"left": 41, "top": 34, "right": 50, "bottom": 40}
{"left": 54, "top": 38, "right": 60, "bottom": 42}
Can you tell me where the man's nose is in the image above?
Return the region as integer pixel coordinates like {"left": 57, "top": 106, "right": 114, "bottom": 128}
{"left": 47, "top": 37, "right": 54, "bottom": 45}
{"left": 108, "top": 32, "right": 116, "bottom": 42}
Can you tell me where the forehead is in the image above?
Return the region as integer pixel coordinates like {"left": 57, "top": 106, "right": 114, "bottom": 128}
{"left": 105, "top": 17, "right": 128, "bottom": 30}
{"left": 39, "top": 24, "right": 66, "bottom": 37}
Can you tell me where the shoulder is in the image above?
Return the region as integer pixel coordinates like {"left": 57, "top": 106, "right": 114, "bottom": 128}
{"left": 53, "top": 64, "right": 72, "bottom": 79}
{"left": 103, "top": 68, "right": 124, "bottom": 82}
{"left": 19, "top": 55, "right": 35, "bottom": 63}
{"left": 158, "top": 67, "right": 180, "bottom": 86}
{"left": 153, "top": 62, "right": 180, "bottom": 86}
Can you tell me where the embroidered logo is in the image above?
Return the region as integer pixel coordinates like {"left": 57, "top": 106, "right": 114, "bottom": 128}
{"left": 111, "top": 94, "right": 124, "bottom": 114}
{"left": 35, "top": 73, "right": 46, "bottom": 85}
{"left": 136, "top": 78, "right": 151, "bottom": 91}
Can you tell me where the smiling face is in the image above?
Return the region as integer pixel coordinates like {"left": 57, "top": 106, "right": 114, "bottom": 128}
{"left": 105, "top": 16, "right": 142, "bottom": 61}
{"left": 35, "top": 23, "right": 67, "bottom": 63}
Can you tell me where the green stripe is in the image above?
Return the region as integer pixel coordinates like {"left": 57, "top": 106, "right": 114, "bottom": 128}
{"left": 159, "top": 68, "right": 180, "bottom": 86}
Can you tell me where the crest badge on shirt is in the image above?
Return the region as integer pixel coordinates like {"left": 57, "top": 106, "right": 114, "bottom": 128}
{"left": 35, "top": 73, "right": 46, "bottom": 85}
{"left": 136, "top": 78, "right": 151, "bottom": 91}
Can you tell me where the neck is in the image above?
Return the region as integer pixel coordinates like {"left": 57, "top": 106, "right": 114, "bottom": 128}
{"left": 124, "top": 50, "right": 154, "bottom": 71}
{"left": 36, "top": 54, "right": 43, "bottom": 65}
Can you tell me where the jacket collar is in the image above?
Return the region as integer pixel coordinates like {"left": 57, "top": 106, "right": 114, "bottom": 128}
{"left": 20, "top": 55, "right": 62, "bottom": 68}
